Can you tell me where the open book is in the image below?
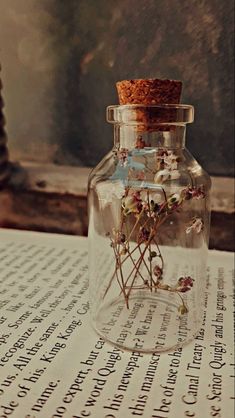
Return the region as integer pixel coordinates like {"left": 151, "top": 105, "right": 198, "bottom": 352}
{"left": 0, "top": 229, "right": 234, "bottom": 418}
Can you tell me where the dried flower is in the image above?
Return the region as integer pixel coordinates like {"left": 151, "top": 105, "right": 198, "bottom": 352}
{"left": 156, "top": 149, "right": 179, "bottom": 171}
{"left": 177, "top": 276, "right": 194, "bottom": 292}
{"left": 138, "top": 227, "right": 150, "bottom": 243}
{"left": 186, "top": 217, "right": 203, "bottom": 234}
{"left": 104, "top": 175, "right": 197, "bottom": 311}
{"left": 153, "top": 265, "right": 163, "bottom": 279}
{"left": 122, "top": 191, "right": 142, "bottom": 215}
{"left": 120, "top": 247, "right": 128, "bottom": 255}
{"left": 132, "top": 190, "right": 164, "bottom": 218}
{"left": 140, "top": 190, "right": 163, "bottom": 206}
{"left": 150, "top": 200, "right": 160, "bottom": 213}
{"left": 154, "top": 168, "right": 180, "bottom": 184}
{"left": 181, "top": 186, "right": 206, "bottom": 201}
{"left": 167, "top": 192, "right": 182, "bottom": 209}
{"left": 178, "top": 304, "right": 188, "bottom": 314}
{"left": 148, "top": 251, "right": 157, "bottom": 261}
{"left": 162, "top": 150, "right": 179, "bottom": 170}
{"left": 113, "top": 231, "right": 126, "bottom": 244}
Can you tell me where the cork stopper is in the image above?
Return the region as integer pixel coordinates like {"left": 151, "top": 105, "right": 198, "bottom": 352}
{"left": 116, "top": 78, "right": 182, "bottom": 105}
{"left": 116, "top": 78, "right": 182, "bottom": 133}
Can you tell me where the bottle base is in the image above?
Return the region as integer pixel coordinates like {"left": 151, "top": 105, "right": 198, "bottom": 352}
{"left": 92, "top": 292, "right": 201, "bottom": 353}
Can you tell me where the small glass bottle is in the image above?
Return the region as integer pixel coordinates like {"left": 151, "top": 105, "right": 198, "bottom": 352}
{"left": 88, "top": 104, "right": 211, "bottom": 353}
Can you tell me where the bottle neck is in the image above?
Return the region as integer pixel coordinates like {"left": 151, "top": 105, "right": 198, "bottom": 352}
{"left": 114, "top": 124, "right": 186, "bottom": 150}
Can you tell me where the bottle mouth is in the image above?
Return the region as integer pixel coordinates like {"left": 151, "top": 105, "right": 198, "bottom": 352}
{"left": 107, "top": 104, "right": 194, "bottom": 125}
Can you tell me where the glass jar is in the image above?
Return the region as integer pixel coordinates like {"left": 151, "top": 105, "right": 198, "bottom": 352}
{"left": 88, "top": 104, "right": 211, "bottom": 353}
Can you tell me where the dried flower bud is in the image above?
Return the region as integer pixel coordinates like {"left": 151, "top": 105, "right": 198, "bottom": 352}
{"left": 153, "top": 265, "right": 163, "bottom": 278}
{"left": 178, "top": 304, "right": 188, "bottom": 315}
{"left": 138, "top": 227, "right": 150, "bottom": 243}
{"left": 177, "top": 276, "right": 194, "bottom": 292}
{"left": 114, "top": 232, "right": 126, "bottom": 244}
{"left": 122, "top": 192, "right": 142, "bottom": 215}
{"left": 181, "top": 186, "right": 206, "bottom": 201}
{"left": 167, "top": 193, "right": 182, "bottom": 209}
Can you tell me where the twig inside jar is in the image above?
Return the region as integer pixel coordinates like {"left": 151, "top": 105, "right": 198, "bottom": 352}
{"left": 103, "top": 180, "right": 204, "bottom": 311}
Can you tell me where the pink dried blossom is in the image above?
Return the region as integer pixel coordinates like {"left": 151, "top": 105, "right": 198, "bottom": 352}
{"left": 177, "top": 276, "right": 194, "bottom": 292}
{"left": 182, "top": 186, "right": 206, "bottom": 200}
{"left": 154, "top": 149, "right": 180, "bottom": 184}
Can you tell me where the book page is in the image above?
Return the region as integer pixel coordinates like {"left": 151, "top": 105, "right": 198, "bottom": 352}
{"left": 0, "top": 228, "right": 234, "bottom": 418}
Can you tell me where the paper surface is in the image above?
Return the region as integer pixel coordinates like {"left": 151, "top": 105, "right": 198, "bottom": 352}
{"left": 0, "top": 228, "right": 234, "bottom": 418}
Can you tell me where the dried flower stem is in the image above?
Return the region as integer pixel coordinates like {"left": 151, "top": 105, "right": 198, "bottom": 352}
{"left": 126, "top": 227, "right": 156, "bottom": 299}
{"left": 126, "top": 209, "right": 144, "bottom": 242}
{"left": 127, "top": 248, "right": 150, "bottom": 286}
{"left": 112, "top": 240, "right": 127, "bottom": 303}
{"left": 102, "top": 174, "right": 204, "bottom": 311}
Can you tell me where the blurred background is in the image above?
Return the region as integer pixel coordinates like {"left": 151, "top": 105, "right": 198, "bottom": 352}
{"left": 0, "top": 0, "right": 234, "bottom": 249}
{"left": 0, "top": 0, "right": 234, "bottom": 175}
